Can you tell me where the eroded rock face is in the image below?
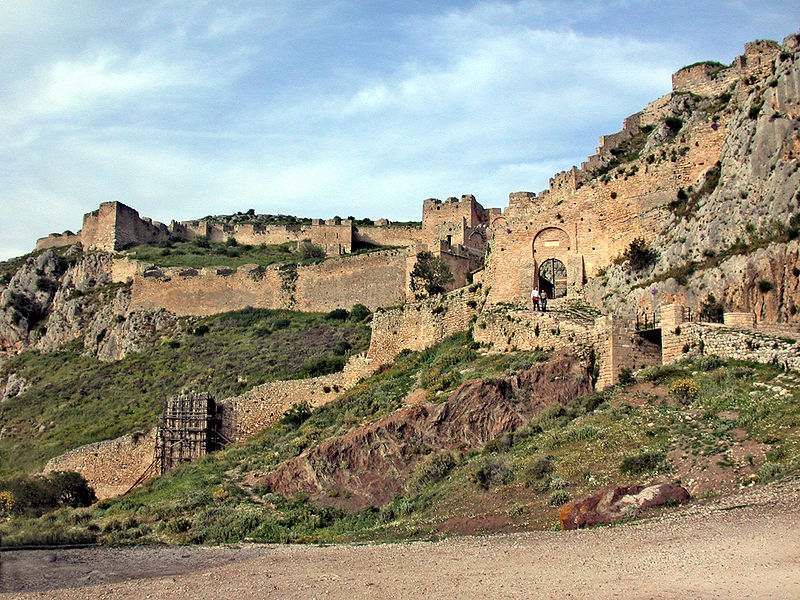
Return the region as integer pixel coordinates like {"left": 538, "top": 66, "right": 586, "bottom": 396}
{"left": 559, "top": 483, "right": 691, "bottom": 530}
{"left": 0, "top": 250, "right": 178, "bottom": 361}
{"left": 1, "top": 372, "right": 28, "bottom": 402}
{"left": 258, "top": 351, "right": 592, "bottom": 511}
{"left": 587, "top": 50, "right": 800, "bottom": 324}
{"left": 0, "top": 250, "right": 70, "bottom": 353}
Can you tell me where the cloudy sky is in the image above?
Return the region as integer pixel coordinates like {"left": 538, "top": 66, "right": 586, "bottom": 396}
{"left": 1, "top": 1, "right": 798, "bottom": 260}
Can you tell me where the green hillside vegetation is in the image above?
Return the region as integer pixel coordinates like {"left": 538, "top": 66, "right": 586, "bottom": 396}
{"left": 2, "top": 334, "right": 798, "bottom": 547}
{"left": 0, "top": 307, "right": 370, "bottom": 476}
{"left": 123, "top": 237, "right": 398, "bottom": 270}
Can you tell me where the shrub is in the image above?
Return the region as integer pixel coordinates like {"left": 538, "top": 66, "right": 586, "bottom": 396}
{"left": 699, "top": 294, "right": 724, "bottom": 322}
{"left": 748, "top": 99, "right": 764, "bottom": 119}
{"left": 1, "top": 471, "right": 96, "bottom": 517}
{"left": 548, "top": 490, "right": 570, "bottom": 506}
{"left": 406, "top": 452, "right": 458, "bottom": 494}
{"left": 297, "top": 242, "right": 326, "bottom": 260}
{"left": 757, "top": 280, "right": 774, "bottom": 293}
{"left": 523, "top": 456, "right": 554, "bottom": 482}
{"left": 670, "top": 378, "right": 700, "bottom": 403}
{"left": 664, "top": 117, "right": 683, "bottom": 133}
{"left": 622, "top": 238, "right": 658, "bottom": 272}
{"left": 757, "top": 461, "right": 783, "bottom": 482}
{"left": 470, "top": 455, "right": 512, "bottom": 489}
{"left": 697, "top": 355, "right": 724, "bottom": 371}
{"left": 281, "top": 401, "right": 312, "bottom": 427}
{"left": 0, "top": 490, "right": 15, "bottom": 518}
{"left": 618, "top": 367, "right": 635, "bottom": 385}
{"left": 620, "top": 450, "right": 666, "bottom": 475}
{"left": 349, "top": 304, "right": 371, "bottom": 322}
{"left": 325, "top": 308, "right": 349, "bottom": 320}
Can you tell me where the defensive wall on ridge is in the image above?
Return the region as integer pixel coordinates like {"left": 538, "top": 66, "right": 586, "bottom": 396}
{"left": 114, "top": 249, "right": 410, "bottom": 316}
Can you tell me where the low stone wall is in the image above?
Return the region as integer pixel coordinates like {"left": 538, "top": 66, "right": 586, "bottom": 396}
{"left": 661, "top": 304, "right": 800, "bottom": 370}
{"left": 220, "top": 355, "right": 375, "bottom": 440}
{"left": 42, "top": 429, "right": 156, "bottom": 500}
{"left": 366, "top": 287, "right": 483, "bottom": 366}
{"left": 669, "top": 322, "right": 800, "bottom": 370}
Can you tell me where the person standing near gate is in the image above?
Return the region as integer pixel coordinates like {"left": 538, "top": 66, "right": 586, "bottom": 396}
{"left": 531, "top": 287, "right": 540, "bottom": 311}
{"left": 540, "top": 289, "right": 548, "bottom": 312}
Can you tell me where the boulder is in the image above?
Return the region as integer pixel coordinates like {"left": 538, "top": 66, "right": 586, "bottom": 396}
{"left": 559, "top": 483, "right": 690, "bottom": 530}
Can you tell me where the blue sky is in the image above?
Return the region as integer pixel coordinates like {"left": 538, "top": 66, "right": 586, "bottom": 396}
{"left": 1, "top": 1, "right": 798, "bottom": 260}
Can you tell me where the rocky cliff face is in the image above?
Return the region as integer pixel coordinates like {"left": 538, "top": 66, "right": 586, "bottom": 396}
{"left": 586, "top": 38, "right": 800, "bottom": 323}
{"left": 0, "top": 249, "right": 177, "bottom": 363}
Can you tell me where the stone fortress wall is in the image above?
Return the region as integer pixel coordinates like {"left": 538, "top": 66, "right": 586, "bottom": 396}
{"left": 479, "top": 38, "right": 784, "bottom": 307}
{"left": 42, "top": 429, "right": 157, "bottom": 500}
{"left": 114, "top": 249, "right": 411, "bottom": 315}
{"left": 30, "top": 36, "right": 800, "bottom": 498}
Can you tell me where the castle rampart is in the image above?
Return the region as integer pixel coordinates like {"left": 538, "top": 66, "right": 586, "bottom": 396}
{"left": 118, "top": 249, "right": 410, "bottom": 316}
{"left": 672, "top": 40, "right": 780, "bottom": 96}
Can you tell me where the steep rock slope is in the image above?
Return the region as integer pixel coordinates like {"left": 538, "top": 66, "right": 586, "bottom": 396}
{"left": 586, "top": 38, "right": 800, "bottom": 321}
{"left": 0, "top": 250, "right": 177, "bottom": 362}
{"left": 259, "top": 351, "right": 591, "bottom": 510}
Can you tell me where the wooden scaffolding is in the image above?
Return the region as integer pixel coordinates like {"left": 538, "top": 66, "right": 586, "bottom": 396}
{"left": 154, "top": 392, "right": 226, "bottom": 475}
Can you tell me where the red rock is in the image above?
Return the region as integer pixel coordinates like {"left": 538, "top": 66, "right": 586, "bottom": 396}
{"left": 560, "top": 483, "right": 690, "bottom": 530}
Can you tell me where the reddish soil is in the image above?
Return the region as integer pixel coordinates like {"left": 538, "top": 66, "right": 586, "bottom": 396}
{"left": 258, "top": 351, "right": 590, "bottom": 510}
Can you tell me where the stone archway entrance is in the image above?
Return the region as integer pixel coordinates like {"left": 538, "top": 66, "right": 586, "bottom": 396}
{"left": 538, "top": 258, "right": 567, "bottom": 299}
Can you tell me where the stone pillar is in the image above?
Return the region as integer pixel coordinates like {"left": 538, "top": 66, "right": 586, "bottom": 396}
{"left": 660, "top": 303, "right": 685, "bottom": 364}
{"left": 594, "top": 315, "right": 635, "bottom": 390}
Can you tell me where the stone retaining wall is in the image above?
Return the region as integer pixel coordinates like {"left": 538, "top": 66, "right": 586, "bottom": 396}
{"left": 42, "top": 429, "right": 156, "bottom": 500}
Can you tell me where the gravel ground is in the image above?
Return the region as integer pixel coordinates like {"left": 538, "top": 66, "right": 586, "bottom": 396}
{"left": 2, "top": 478, "right": 799, "bottom": 600}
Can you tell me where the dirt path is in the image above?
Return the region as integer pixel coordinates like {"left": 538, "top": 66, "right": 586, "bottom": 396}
{"left": 2, "top": 478, "right": 799, "bottom": 600}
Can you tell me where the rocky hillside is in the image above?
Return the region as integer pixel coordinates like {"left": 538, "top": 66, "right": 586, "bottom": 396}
{"left": 587, "top": 39, "right": 800, "bottom": 320}
{"left": 259, "top": 351, "right": 590, "bottom": 510}
{"left": 0, "top": 249, "right": 177, "bottom": 362}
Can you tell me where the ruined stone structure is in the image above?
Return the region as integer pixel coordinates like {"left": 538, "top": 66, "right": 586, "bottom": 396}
{"left": 478, "top": 38, "right": 786, "bottom": 307}
{"left": 154, "top": 392, "right": 226, "bottom": 475}
{"left": 24, "top": 34, "right": 800, "bottom": 498}
{"left": 43, "top": 429, "right": 156, "bottom": 500}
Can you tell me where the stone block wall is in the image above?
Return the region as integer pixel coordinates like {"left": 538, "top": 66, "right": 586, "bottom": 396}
{"left": 42, "top": 429, "right": 156, "bottom": 500}
{"left": 118, "top": 249, "right": 410, "bottom": 316}
{"left": 81, "top": 202, "right": 170, "bottom": 252}
{"left": 366, "top": 287, "right": 483, "bottom": 366}
{"left": 35, "top": 232, "right": 82, "bottom": 251}
{"left": 668, "top": 321, "right": 800, "bottom": 370}
{"left": 671, "top": 40, "right": 779, "bottom": 97}
{"left": 661, "top": 303, "right": 800, "bottom": 370}
{"left": 353, "top": 225, "right": 426, "bottom": 248}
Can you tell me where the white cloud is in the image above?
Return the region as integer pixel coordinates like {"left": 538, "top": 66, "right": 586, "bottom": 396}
{"left": 1, "top": 0, "right": 796, "bottom": 260}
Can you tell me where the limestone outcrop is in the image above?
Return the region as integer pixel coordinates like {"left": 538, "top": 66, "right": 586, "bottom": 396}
{"left": 0, "top": 249, "right": 177, "bottom": 361}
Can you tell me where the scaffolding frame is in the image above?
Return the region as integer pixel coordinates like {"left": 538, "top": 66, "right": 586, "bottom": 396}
{"left": 154, "top": 392, "right": 225, "bottom": 475}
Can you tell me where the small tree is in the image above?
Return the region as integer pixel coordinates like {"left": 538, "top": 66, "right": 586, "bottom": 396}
{"left": 297, "top": 242, "right": 326, "bottom": 260}
{"left": 410, "top": 251, "right": 454, "bottom": 299}
{"left": 622, "top": 238, "right": 658, "bottom": 272}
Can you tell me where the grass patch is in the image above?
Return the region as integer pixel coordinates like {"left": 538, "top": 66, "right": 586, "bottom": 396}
{"left": 0, "top": 308, "right": 370, "bottom": 476}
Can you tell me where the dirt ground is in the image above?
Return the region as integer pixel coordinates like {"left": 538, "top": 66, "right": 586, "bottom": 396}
{"left": 2, "top": 477, "right": 799, "bottom": 600}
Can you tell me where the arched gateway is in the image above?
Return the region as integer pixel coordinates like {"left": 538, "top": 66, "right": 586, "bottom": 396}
{"left": 538, "top": 257, "right": 567, "bottom": 299}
